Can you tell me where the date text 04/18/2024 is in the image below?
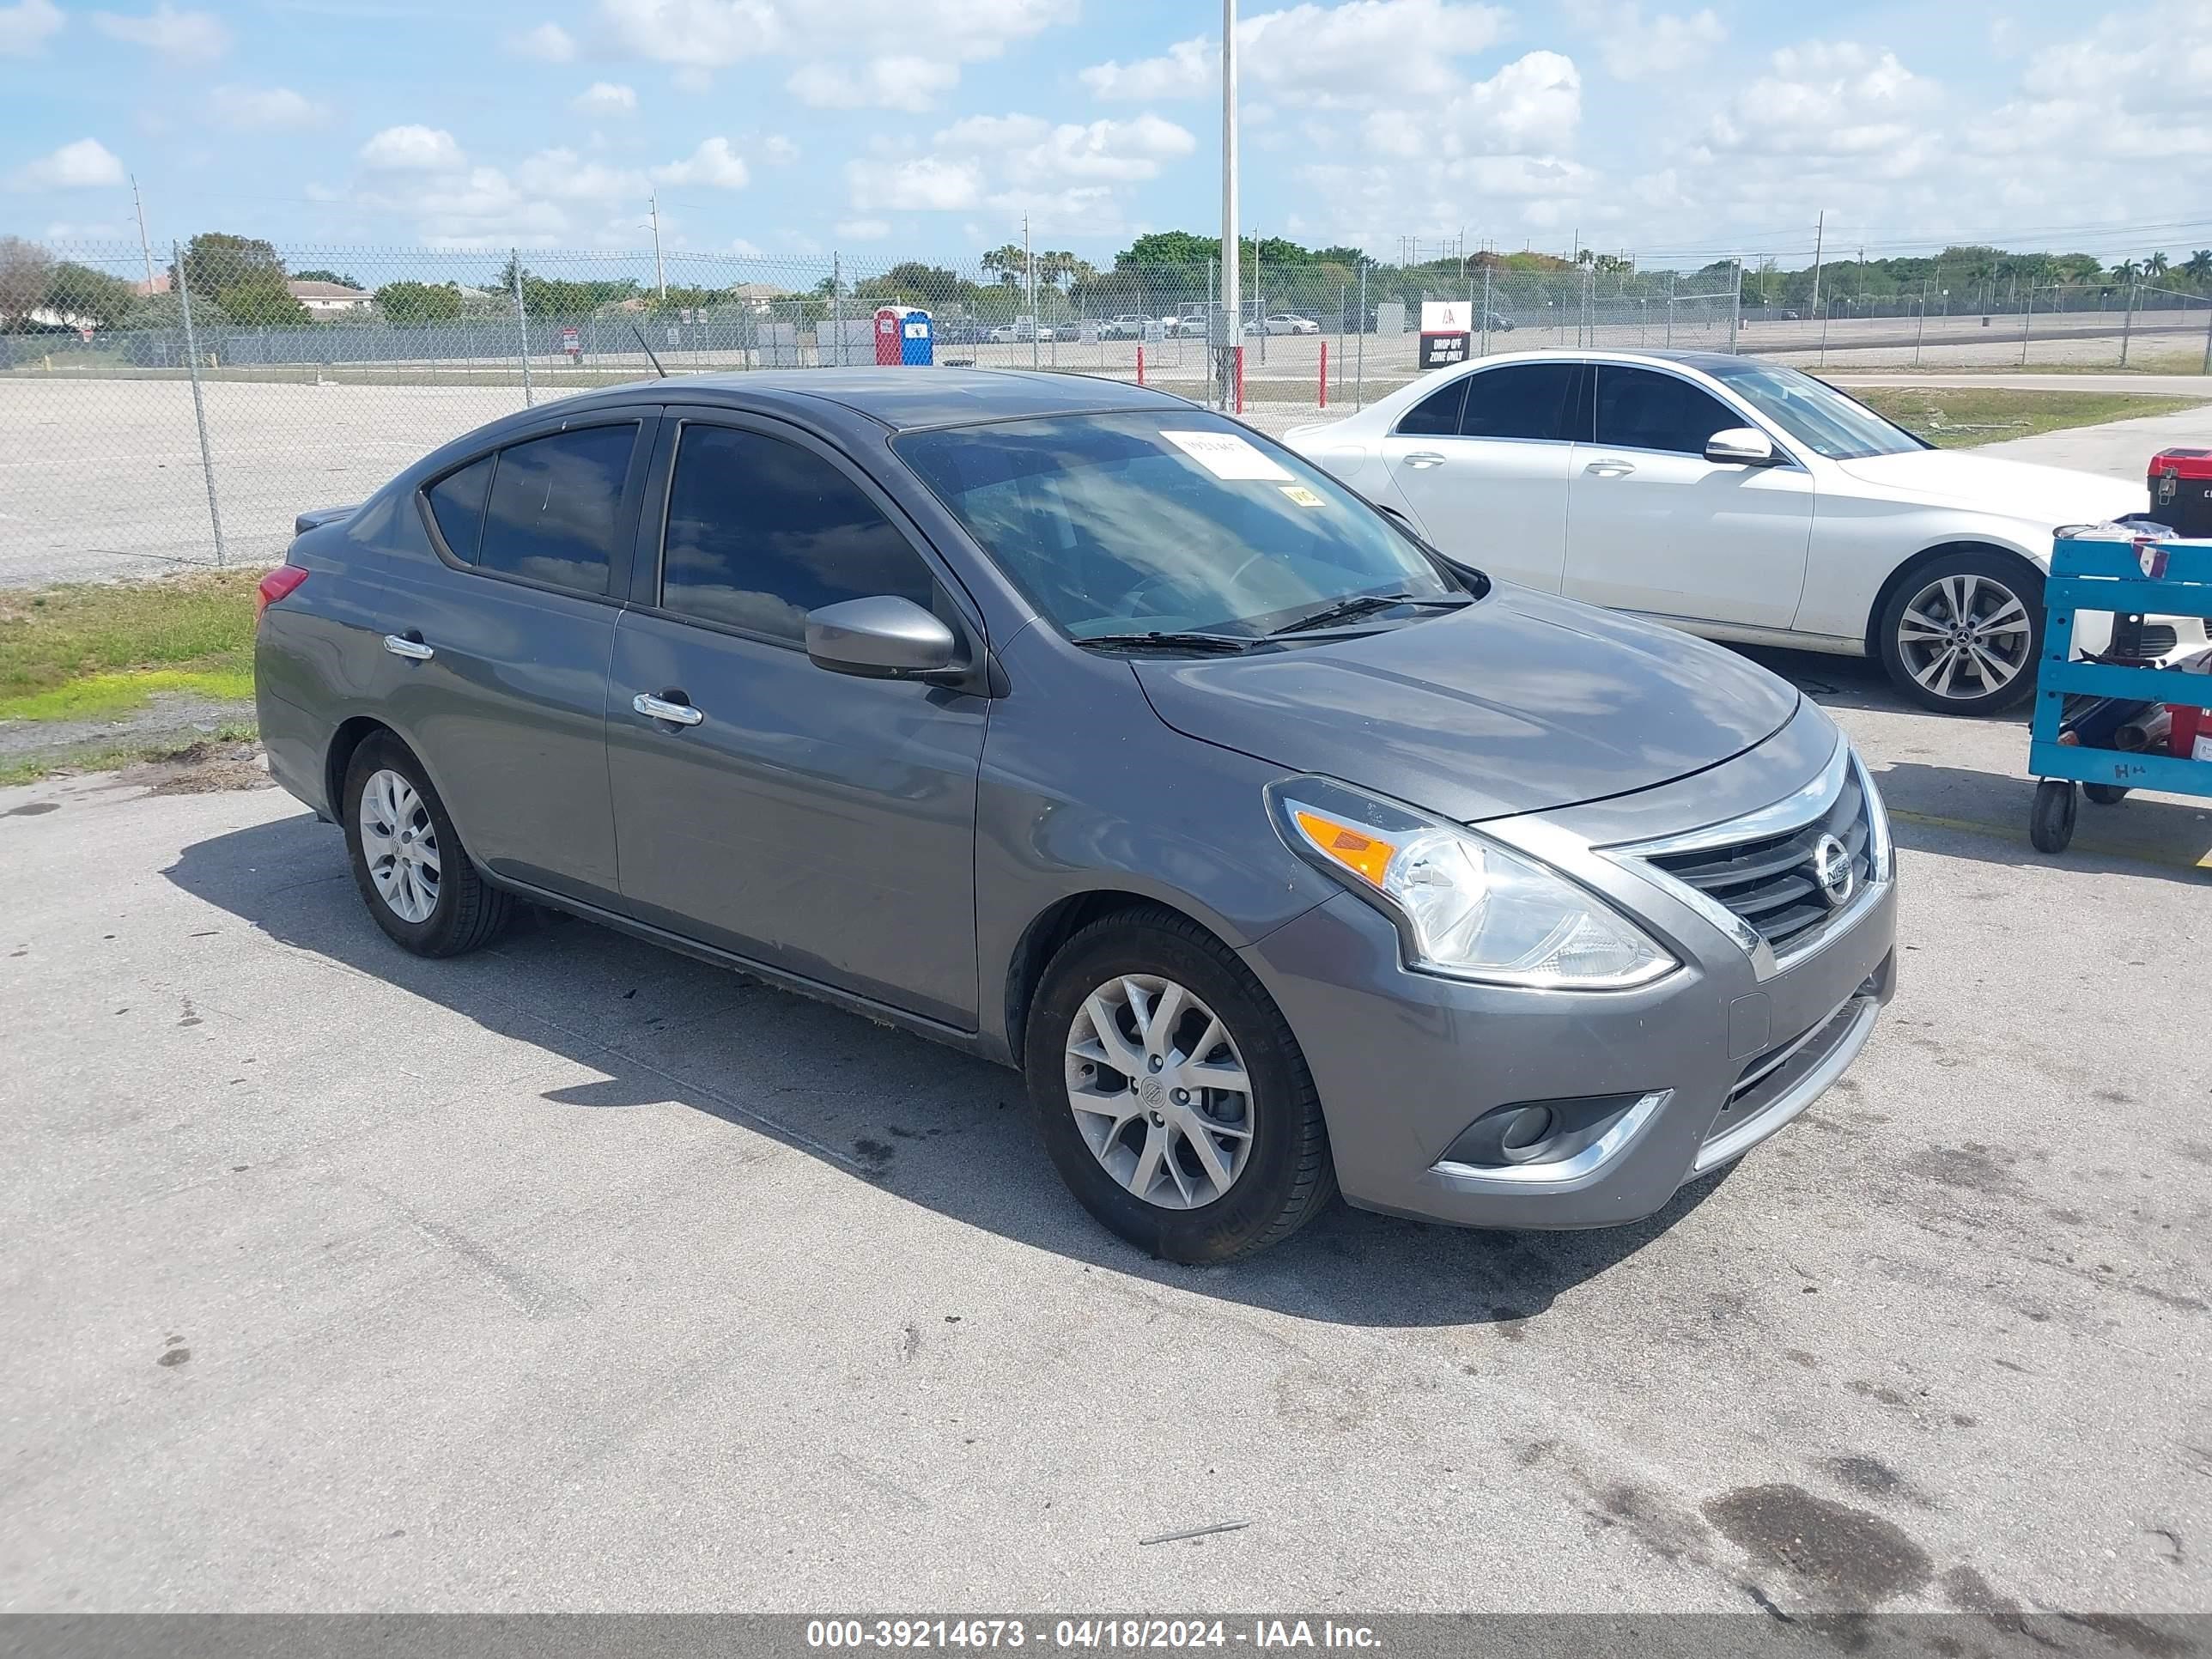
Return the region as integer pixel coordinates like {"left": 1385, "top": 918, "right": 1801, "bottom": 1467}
{"left": 804, "top": 1620, "right": 1382, "bottom": 1650}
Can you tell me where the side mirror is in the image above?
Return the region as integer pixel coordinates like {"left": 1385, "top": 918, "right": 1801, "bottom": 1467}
{"left": 805, "top": 595, "right": 960, "bottom": 680}
{"left": 1705, "top": 426, "right": 1780, "bottom": 466}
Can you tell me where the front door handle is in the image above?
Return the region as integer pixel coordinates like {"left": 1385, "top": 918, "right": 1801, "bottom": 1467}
{"left": 383, "top": 633, "right": 434, "bottom": 661}
{"left": 1401, "top": 451, "right": 1447, "bottom": 469}
{"left": 1583, "top": 458, "right": 1637, "bottom": 477}
{"left": 633, "top": 691, "right": 704, "bottom": 727}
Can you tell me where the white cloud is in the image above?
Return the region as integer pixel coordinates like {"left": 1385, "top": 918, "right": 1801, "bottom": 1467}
{"left": 600, "top": 0, "right": 1074, "bottom": 66}
{"left": 505, "top": 20, "right": 575, "bottom": 59}
{"left": 846, "top": 155, "right": 984, "bottom": 212}
{"left": 7, "top": 137, "right": 128, "bottom": 191}
{"left": 761, "top": 134, "right": 799, "bottom": 163}
{"left": 1080, "top": 35, "right": 1211, "bottom": 100}
{"left": 1364, "top": 51, "right": 1582, "bottom": 158}
{"left": 571, "top": 81, "right": 637, "bottom": 115}
{"left": 0, "top": 0, "right": 64, "bottom": 56}
{"left": 1706, "top": 42, "right": 1934, "bottom": 160}
{"left": 514, "top": 148, "right": 646, "bottom": 201}
{"left": 360, "top": 125, "right": 466, "bottom": 172}
{"left": 672, "top": 65, "right": 712, "bottom": 91}
{"left": 731, "top": 236, "right": 767, "bottom": 257}
{"left": 91, "top": 2, "right": 228, "bottom": 58}
{"left": 788, "top": 54, "right": 959, "bottom": 112}
{"left": 836, "top": 217, "right": 890, "bottom": 240}
{"left": 1081, "top": 0, "right": 1507, "bottom": 107}
{"left": 1562, "top": 0, "right": 1723, "bottom": 82}
{"left": 941, "top": 112, "right": 1198, "bottom": 183}
{"left": 652, "top": 137, "right": 750, "bottom": 189}
{"left": 209, "top": 86, "right": 324, "bottom": 131}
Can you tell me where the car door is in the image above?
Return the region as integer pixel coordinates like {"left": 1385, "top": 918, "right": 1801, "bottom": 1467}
{"left": 606, "top": 411, "right": 988, "bottom": 1030}
{"left": 404, "top": 410, "right": 654, "bottom": 906}
{"left": 1563, "top": 365, "right": 1814, "bottom": 629}
{"left": 1379, "top": 360, "right": 1586, "bottom": 592}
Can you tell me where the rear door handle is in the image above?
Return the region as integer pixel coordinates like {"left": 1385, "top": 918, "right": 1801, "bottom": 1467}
{"left": 1401, "top": 451, "right": 1447, "bottom": 469}
{"left": 1583, "top": 458, "right": 1637, "bottom": 477}
{"left": 633, "top": 691, "right": 704, "bottom": 727}
{"left": 383, "top": 633, "right": 434, "bottom": 661}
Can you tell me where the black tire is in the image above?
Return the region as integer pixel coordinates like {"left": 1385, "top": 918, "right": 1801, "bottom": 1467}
{"left": 2029, "top": 779, "right": 2078, "bottom": 854}
{"left": 1023, "top": 907, "right": 1336, "bottom": 1264}
{"left": 341, "top": 732, "right": 513, "bottom": 957}
{"left": 2083, "top": 783, "right": 2130, "bottom": 805}
{"left": 1876, "top": 550, "right": 2044, "bottom": 715}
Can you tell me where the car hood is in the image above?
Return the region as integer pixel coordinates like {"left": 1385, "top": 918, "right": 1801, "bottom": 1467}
{"left": 1133, "top": 585, "right": 1801, "bottom": 823}
{"left": 1830, "top": 450, "right": 2142, "bottom": 531}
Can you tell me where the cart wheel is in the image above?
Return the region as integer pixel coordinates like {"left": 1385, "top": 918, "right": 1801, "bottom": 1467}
{"left": 2030, "top": 780, "right": 2078, "bottom": 853}
{"left": 2083, "top": 783, "right": 2129, "bottom": 806}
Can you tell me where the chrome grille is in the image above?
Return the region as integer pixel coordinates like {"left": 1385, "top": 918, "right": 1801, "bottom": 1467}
{"left": 1644, "top": 765, "right": 1873, "bottom": 954}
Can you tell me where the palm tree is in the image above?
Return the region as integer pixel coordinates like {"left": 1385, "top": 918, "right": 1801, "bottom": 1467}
{"left": 2112, "top": 258, "right": 2141, "bottom": 283}
{"left": 2146, "top": 251, "right": 2170, "bottom": 279}
{"left": 2184, "top": 249, "right": 2212, "bottom": 286}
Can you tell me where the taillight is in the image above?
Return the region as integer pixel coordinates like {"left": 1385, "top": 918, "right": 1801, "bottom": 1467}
{"left": 256, "top": 564, "right": 309, "bottom": 620}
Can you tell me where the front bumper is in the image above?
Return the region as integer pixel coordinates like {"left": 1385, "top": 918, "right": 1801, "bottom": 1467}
{"left": 1240, "top": 731, "right": 1898, "bottom": 1231}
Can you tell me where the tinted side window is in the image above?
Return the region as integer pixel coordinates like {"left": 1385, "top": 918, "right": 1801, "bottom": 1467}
{"left": 1395, "top": 379, "right": 1468, "bottom": 437}
{"left": 1458, "top": 363, "right": 1583, "bottom": 441}
{"left": 660, "top": 425, "right": 938, "bottom": 642}
{"left": 1595, "top": 368, "right": 1737, "bottom": 455}
{"left": 424, "top": 456, "right": 493, "bottom": 563}
{"left": 477, "top": 424, "right": 636, "bottom": 594}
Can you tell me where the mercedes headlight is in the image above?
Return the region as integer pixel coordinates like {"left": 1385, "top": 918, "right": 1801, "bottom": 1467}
{"left": 1268, "top": 777, "right": 1676, "bottom": 990}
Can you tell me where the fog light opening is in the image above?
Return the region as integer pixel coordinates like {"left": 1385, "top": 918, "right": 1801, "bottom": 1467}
{"left": 1498, "top": 1105, "right": 1558, "bottom": 1163}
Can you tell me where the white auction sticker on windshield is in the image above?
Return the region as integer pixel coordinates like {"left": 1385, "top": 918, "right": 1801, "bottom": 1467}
{"left": 1161, "top": 428, "right": 1293, "bottom": 482}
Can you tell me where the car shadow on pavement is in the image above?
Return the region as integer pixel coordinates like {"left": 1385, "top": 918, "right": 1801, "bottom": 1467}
{"left": 165, "top": 810, "right": 1734, "bottom": 1332}
{"left": 1874, "top": 757, "right": 2212, "bottom": 882}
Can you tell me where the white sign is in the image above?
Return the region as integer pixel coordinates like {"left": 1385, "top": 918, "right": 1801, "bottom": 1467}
{"left": 1420, "top": 300, "right": 1472, "bottom": 334}
{"left": 1161, "top": 429, "right": 1293, "bottom": 482}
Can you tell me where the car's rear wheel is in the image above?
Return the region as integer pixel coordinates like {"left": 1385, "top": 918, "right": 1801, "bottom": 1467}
{"left": 1877, "top": 552, "right": 2043, "bottom": 714}
{"left": 1024, "top": 908, "right": 1335, "bottom": 1264}
{"left": 342, "top": 733, "right": 512, "bottom": 957}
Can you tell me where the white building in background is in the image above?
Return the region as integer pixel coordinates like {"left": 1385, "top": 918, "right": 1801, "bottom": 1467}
{"left": 285, "top": 281, "right": 372, "bottom": 315}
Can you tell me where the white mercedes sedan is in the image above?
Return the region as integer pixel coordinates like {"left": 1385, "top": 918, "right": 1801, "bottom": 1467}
{"left": 1284, "top": 350, "right": 2187, "bottom": 713}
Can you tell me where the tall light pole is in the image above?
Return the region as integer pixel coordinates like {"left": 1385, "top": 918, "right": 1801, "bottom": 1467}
{"left": 1217, "top": 0, "right": 1240, "bottom": 410}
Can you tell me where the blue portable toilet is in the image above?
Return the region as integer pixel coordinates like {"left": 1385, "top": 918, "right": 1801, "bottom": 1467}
{"left": 875, "top": 304, "right": 933, "bottom": 367}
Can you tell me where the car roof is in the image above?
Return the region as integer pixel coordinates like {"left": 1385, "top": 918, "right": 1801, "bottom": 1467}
{"left": 557, "top": 365, "right": 1194, "bottom": 432}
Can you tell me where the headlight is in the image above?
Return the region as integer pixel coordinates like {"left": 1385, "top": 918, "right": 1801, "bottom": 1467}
{"left": 1267, "top": 777, "right": 1676, "bottom": 990}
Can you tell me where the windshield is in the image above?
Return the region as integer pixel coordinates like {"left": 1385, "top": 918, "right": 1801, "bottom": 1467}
{"left": 895, "top": 412, "right": 1462, "bottom": 640}
{"left": 1698, "top": 358, "right": 1927, "bottom": 460}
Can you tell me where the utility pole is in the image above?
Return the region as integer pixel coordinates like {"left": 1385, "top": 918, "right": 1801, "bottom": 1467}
{"left": 648, "top": 191, "right": 665, "bottom": 301}
{"left": 1218, "top": 0, "right": 1240, "bottom": 412}
{"left": 130, "top": 173, "right": 156, "bottom": 293}
{"left": 1808, "top": 209, "right": 1826, "bottom": 320}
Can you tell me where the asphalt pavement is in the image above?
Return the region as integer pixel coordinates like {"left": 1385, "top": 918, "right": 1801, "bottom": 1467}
{"left": 3, "top": 641, "right": 2209, "bottom": 1616}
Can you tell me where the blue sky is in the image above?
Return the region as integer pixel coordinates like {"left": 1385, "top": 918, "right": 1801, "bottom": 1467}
{"left": 3, "top": 0, "right": 2210, "bottom": 276}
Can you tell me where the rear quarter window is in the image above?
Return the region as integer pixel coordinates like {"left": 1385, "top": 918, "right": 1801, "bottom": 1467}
{"left": 424, "top": 456, "right": 493, "bottom": 563}
{"left": 473, "top": 424, "right": 637, "bottom": 595}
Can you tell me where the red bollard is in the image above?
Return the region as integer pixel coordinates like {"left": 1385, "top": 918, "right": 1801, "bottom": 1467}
{"left": 1318, "top": 340, "right": 1328, "bottom": 410}
{"left": 1136, "top": 344, "right": 1145, "bottom": 387}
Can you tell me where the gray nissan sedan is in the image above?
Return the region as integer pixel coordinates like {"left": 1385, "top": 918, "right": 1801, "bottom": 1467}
{"left": 255, "top": 368, "right": 1896, "bottom": 1263}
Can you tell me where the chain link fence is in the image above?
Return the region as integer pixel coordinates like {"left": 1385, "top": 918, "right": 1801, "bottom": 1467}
{"left": 4, "top": 237, "right": 2210, "bottom": 586}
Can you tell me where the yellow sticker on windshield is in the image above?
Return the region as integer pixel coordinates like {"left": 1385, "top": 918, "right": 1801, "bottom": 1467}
{"left": 1279, "top": 484, "right": 1326, "bottom": 507}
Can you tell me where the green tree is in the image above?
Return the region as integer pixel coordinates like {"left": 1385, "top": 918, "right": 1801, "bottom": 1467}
{"left": 2146, "top": 251, "right": 2170, "bottom": 279}
{"left": 0, "top": 236, "right": 58, "bottom": 331}
{"left": 216, "top": 279, "right": 311, "bottom": 325}
{"left": 979, "top": 243, "right": 1028, "bottom": 287}
{"left": 45, "top": 261, "right": 140, "bottom": 329}
{"left": 1114, "top": 230, "right": 1218, "bottom": 269}
{"left": 2184, "top": 250, "right": 2212, "bottom": 285}
{"left": 290, "top": 268, "right": 360, "bottom": 288}
{"left": 377, "top": 279, "right": 465, "bottom": 325}
{"left": 2112, "top": 258, "right": 2142, "bottom": 283}
{"left": 172, "top": 232, "right": 284, "bottom": 299}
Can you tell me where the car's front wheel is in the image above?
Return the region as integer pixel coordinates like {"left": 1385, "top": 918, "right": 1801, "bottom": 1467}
{"left": 342, "top": 732, "right": 513, "bottom": 957}
{"left": 1876, "top": 551, "right": 2043, "bottom": 714}
{"left": 1024, "top": 908, "right": 1336, "bottom": 1263}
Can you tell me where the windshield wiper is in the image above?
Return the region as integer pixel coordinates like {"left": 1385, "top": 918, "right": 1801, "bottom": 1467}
{"left": 1268, "top": 592, "right": 1470, "bottom": 636}
{"left": 1075, "top": 630, "right": 1262, "bottom": 654}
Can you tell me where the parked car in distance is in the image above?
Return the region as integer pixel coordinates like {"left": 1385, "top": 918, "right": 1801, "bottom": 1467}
{"left": 258, "top": 367, "right": 1894, "bottom": 1263}
{"left": 934, "top": 319, "right": 991, "bottom": 346}
{"left": 1098, "top": 315, "right": 1153, "bottom": 339}
{"left": 986, "top": 319, "right": 1040, "bottom": 343}
{"left": 1261, "top": 313, "right": 1322, "bottom": 335}
{"left": 1285, "top": 349, "right": 2183, "bottom": 713}
{"left": 1483, "top": 311, "right": 1516, "bottom": 332}
{"left": 1052, "top": 321, "right": 1083, "bottom": 342}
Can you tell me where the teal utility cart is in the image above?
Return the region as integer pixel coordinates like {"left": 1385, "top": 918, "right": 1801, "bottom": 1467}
{"left": 2027, "top": 533, "right": 2212, "bottom": 854}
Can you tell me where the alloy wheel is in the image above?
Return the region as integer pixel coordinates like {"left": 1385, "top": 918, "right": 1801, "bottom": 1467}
{"left": 1894, "top": 572, "right": 2033, "bottom": 702}
{"left": 1063, "top": 974, "right": 1255, "bottom": 1211}
{"left": 358, "top": 767, "right": 442, "bottom": 924}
